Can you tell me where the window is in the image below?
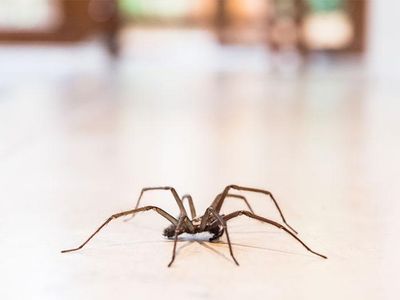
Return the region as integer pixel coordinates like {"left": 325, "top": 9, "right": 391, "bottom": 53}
{"left": 0, "top": 0, "right": 61, "bottom": 31}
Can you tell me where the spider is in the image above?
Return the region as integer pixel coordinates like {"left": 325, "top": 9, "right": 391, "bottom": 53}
{"left": 61, "top": 185, "right": 327, "bottom": 266}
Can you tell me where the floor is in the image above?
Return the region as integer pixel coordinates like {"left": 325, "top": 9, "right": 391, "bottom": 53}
{"left": 0, "top": 29, "right": 399, "bottom": 300}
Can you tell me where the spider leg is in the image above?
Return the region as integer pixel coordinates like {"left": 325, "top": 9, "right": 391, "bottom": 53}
{"left": 61, "top": 206, "right": 178, "bottom": 253}
{"left": 124, "top": 186, "right": 189, "bottom": 222}
{"left": 214, "top": 193, "right": 255, "bottom": 214}
{"left": 215, "top": 185, "right": 298, "bottom": 234}
{"left": 182, "top": 194, "right": 197, "bottom": 219}
{"left": 167, "top": 216, "right": 186, "bottom": 267}
{"left": 200, "top": 208, "right": 239, "bottom": 265}
{"left": 224, "top": 210, "right": 327, "bottom": 259}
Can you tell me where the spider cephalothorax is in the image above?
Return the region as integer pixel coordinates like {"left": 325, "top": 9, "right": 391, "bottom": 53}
{"left": 204, "top": 221, "right": 225, "bottom": 241}
{"left": 62, "top": 185, "right": 327, "bottom": 267}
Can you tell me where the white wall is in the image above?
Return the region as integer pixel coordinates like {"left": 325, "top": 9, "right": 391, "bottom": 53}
{"left": 367, "top": 0, "right": 400, "bottom": 78}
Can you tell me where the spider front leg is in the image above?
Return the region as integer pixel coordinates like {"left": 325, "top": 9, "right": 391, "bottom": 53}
{"left": 167, "top": 216, "right": 187, "bottom": 267}
{"left": 224, "top": 210, "right": 327, "bottom": 259}
{"left": 124, "top": 186, "right": 188, "bottom": 222}
{"left": 61, "top": 206, "right": 178, "bottom": 253}
{"left": 215, "top": 185, "right": 298, "bottom": 234}
{"left": 181, "top": 194, "right": 197, "bottom": 219}
{"left": 200, "top": 208, "right": 240, "bottom": 266}
{"left": 214, "top": 193, "right": 255, "bottom": 214}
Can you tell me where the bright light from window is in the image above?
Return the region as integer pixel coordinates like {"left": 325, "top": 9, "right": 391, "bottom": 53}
{"left": 0, "top": 0, "right": 61, "bottom": 31}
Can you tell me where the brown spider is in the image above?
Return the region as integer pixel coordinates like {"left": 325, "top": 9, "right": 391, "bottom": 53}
{"left": 61, "top": 185, "right": 327, "bottom": 266}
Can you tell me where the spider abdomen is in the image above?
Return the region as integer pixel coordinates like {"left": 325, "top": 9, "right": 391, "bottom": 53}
{"left": 163, "top": 224, "right": 176, "bottom": 238}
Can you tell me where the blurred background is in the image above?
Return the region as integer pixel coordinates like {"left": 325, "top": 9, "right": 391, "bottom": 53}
{"left": 1, "top": 1, "right": 399, "bottom": 300}
{"left": 0, "top": 0, "right": 370, "bottom": 60}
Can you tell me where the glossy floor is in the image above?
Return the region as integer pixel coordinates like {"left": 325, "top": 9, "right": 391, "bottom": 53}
{"left": 0, "top": 30, "right": 399, "bottom": 300}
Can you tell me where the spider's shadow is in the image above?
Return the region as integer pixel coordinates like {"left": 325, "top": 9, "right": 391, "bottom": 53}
{"left": 163, "top": 235, "right": 312, "bottom": 263}
{"left": 108, "top": 232, "right": 317, "bottom": 263}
